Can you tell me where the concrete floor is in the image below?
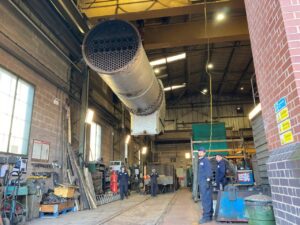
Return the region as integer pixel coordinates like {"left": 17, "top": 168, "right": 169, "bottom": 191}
{"left": 26, "top": 189, "right": 240, "bottom": 225}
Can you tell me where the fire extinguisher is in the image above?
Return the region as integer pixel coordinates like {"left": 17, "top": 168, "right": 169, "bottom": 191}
{"left": 110, "top": 171, "right": 118, "bottom": 193}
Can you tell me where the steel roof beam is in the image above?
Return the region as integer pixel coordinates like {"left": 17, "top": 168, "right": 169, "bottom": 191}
{"left": 143, "top": 17, "right": 249, "bottom": 50}
{"left": 232, "top": 57, "right": 253, "bottom": 93}
{"left": 217, "top": 41, "right": 239, "bottom": 96}
{"left": 79, "top": 0, "right": 245, "bottom": 22}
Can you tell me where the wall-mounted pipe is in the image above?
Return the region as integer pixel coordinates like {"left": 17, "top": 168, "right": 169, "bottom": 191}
{"left": 82, "top": 19, "right": 164, "bottom": 116}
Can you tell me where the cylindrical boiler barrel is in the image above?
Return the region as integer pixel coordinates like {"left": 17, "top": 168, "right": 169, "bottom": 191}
{"left": 82, "top": 19, "right": 163, "bottom": 116}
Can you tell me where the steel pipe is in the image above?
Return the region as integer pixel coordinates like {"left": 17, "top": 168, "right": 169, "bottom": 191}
{"left": 82, "top": 19, "right": 163, "bottom": 116}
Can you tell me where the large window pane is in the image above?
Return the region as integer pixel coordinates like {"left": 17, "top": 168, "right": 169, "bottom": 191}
{"left": 0, "top": 134, "right": 9, "bottom": 152}
{"left": 89, "top": 122, "right": 102, "bottom": 161}
{"left": 0, "top": 68, "right": 16, "bottom": 152}
{"left": 0, "top": 67, "right": 34, "bottom": 154}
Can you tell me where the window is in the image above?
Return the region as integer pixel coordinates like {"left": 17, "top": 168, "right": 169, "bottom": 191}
{"left": 0, "top": 67, "right": 34, "bottom": 155}
{"left": 89, "top": 122, "right": 101, "bottom": 161}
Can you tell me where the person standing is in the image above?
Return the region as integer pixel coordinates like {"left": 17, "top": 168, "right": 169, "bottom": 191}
{"left": 150, "top": 168, "right": 159, "bottom": 197}
{"left": 198, "top": 147, "right": 213, "bottom": 224}
{"left": 118, "top": 167, "right": 129, "bottom": 200}
{"left": 216, "top": 154, "right": 227, "bottom": 190}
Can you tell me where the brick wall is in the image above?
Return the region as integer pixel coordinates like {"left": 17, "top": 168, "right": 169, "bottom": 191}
{"left": 245, "top": 0, "right": 300, "bottom": 149}
{"left": 245, "top": 0, "right": 300, "bottom": 224}
{"left": 267, "top": 143, "right": 300, "bottom": 225}
{"left": 279, "top": 0, "right": 300, "bottom": 140}
{"left": 155, "top": 143, "right": 191, "bottom": 168}
{"left": 0, "top": 2, "right": 71, "bottom": 188}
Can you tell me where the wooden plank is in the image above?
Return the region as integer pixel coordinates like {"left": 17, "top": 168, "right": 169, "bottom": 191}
{"left": 84, "top": 167, "right": 97, "bottom": 201}
{"left": 67, "top": 144, "right": 97, "bottom": 209}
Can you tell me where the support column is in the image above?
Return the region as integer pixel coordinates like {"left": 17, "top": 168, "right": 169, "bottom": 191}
{"left": 245, "top": 0, "right": 300, "bottom": 224}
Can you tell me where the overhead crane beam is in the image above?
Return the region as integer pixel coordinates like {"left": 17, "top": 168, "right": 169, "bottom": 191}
{"left": 143, "top": 16, "right": 249, "bottom": 50}
{"left": 79, "top": 0, "right": 245, "bottom": 22}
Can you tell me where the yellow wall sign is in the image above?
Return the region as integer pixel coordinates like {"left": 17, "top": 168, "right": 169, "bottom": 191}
{"left": 276, "top": 107, "right": 289, "bottom": 123}
{"left": 278, "top": 119, "right": 292, "bottom": 134}
{"left": 280, "top": 130, "right": 294, "bottom": 145}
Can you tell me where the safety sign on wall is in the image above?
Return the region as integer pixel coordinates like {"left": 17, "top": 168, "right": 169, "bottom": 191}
{"left": 274, "top": 97, "right": 294, "bottom": 145}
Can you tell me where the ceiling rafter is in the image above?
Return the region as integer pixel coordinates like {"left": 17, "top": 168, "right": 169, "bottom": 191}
{"left": 232, "top": 57, "right": 253, "bottom": 94}
{"left": 217, "top": 41, "right": 240, "bottom": 96}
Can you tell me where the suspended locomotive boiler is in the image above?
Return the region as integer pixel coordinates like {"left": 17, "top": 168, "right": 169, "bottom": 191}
{"left": 82, "top": 19, "right": 165, "bottom": 135}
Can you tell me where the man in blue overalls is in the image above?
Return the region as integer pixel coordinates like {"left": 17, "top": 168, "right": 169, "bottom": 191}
{"left": 150, "top": 168, "right": 159, "bottom": 197}
{"left": 216, "top": 154, "right": 227, "bottom": 190}
{"left": 198, "top": 147, "right": 213, "bottom": 224}
{"left": 118, "top": 167, "right": 129, "bottom": 200}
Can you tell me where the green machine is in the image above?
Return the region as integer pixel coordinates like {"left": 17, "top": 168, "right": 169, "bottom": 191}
{"left": 192, "top": 123, "right": 228, "bottom": 156}
{"left": 191, "top": 123, "right": 228, "bottom": 201}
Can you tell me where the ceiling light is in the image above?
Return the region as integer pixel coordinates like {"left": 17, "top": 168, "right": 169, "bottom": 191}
{"left": 236, "top": 106, "right": 244, "bottom": 113}
{"left": 166, "top": 53, "right": 186, "bottom": 63}
{"left": 85, "top": 109, "right": 94, "bottom": 124}
{"left": 164, "top": 83, "right": 186, "bottom": 92}
{"left": 240, "top": 87, "right": 244, "bottom": 91}
{"left": 142, "top": 146, "right": 147, "bottom": 155}
{"left": 150, "top": 53, "right": 186, "bottom": 66}
{"left": 156, "top": 74, "right": 168, "bottom": 79}
{"left": 154, "top": 68, "right": 160, "bottom": 74}
{"left": 216, "top": 12, "right": 226, "bottom": 22}
{"left": 125, "top": 135, "right": 131, "bottom": 144}
{"left": 207, "top": 63, "right": 214, "bottom": 69}
{"left": 150, "top": 58, "right": 167, "bottom": 66}
{"left": 201, "top": 88, "right": 208, "bottom": 95}
{"left": 249, "top": 103, "right": 262, "bottom": 120}
{"left": 185, "top": 153, "right": 191, "bottom": 159}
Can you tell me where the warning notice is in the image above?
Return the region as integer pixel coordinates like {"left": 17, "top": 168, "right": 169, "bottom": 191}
{"left": 278, "top": 119, "right": 292, "bottom": 134}
{"left": 280, "top": 131, "right": 294, "bottom": 145}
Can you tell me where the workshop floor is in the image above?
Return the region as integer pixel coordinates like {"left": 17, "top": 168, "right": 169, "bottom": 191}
{"left": 26, "top": 189, "right": 239, "bottom": 225}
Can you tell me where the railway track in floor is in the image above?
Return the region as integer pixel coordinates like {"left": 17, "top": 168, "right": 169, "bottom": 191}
{"left": 97, "top": 192, "right": 178, "bottom": 225}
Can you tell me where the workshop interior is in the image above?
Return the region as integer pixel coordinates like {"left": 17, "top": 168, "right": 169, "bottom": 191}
{"left": 0, "top": 0, "right": 299, "bottom": 225}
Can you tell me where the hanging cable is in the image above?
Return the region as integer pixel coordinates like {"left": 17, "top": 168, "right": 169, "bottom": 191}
{"left": 204, "top": 1, "right": 213, "bottom": 155}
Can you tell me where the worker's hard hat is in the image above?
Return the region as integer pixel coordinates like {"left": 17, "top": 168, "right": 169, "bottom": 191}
{"left": 198, "top": 147, "right": 206, "bottom": 152}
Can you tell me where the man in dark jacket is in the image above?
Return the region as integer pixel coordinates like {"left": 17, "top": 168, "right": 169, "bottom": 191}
{"left": 150, "top": 168, "right": 159, "bottom": 197}
{"left": 216, "top": 154, "right": 227, "bottom": 190}
{"left": 118, "top": 167, "right": 129, "bottom": 200}
{"left": 198, "top": 147, "right": 213, "bottom": 224}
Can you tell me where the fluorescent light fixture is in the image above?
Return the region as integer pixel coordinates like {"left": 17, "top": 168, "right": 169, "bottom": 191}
{"left": 240, "top": 86, "right": 244, "bottom": 91}
{"left": 156, "top": 74, "right": 168, "bottom": 79}
{"left": 185, "top": 153, "right": 191, "bottom": 159}
{"left": 150, "top": 53, "right": 186, "bottom": 66}
{"left": 249, "top": 103, "right": 262, "bottom": 120}
{"left": 139, "top": 150, "right": 141, "bottom": 165}
{"left": 237, "top": 107, "right": 241, "bottom": 110}
{"left": 164, "top": 83, "right": 186, "bottom": 92}
{"left": 154, "top": 68, "right": 160, "bottom": 74}
{"left": 85, "top": 109, "right": 94, "bottom": 124}
{"left": 125, "top": 135, "right": 131, "bottom": 144}
{"left": 216, "top": 12, "right": 226, "bottom": 22}
{"left": 207, "top": 63, "right": 214, "bottom": 69}
{"left": 166, "top": 53, "right": 186, "bottom": 63}
{"left": 150, "top": 58, "right": 166, "bottom": 66}
{"left": 142, "top": 147, "right": 147, "bottom": 155}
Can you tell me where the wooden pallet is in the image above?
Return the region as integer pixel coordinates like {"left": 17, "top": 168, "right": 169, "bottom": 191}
{"left": 39, "top": 200, "right": 75, "bottom": 218}
{"left": 39, "top": 206, "right": 76, "bottom": 218}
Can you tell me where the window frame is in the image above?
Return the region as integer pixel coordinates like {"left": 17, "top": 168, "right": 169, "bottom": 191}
{"left": 0, "top": 66, "right": 35, "bottom": 156}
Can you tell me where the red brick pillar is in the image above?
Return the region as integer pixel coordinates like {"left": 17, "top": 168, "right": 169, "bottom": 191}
{"left": 245, "top": 0, "right": 300, "bottom": 224}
